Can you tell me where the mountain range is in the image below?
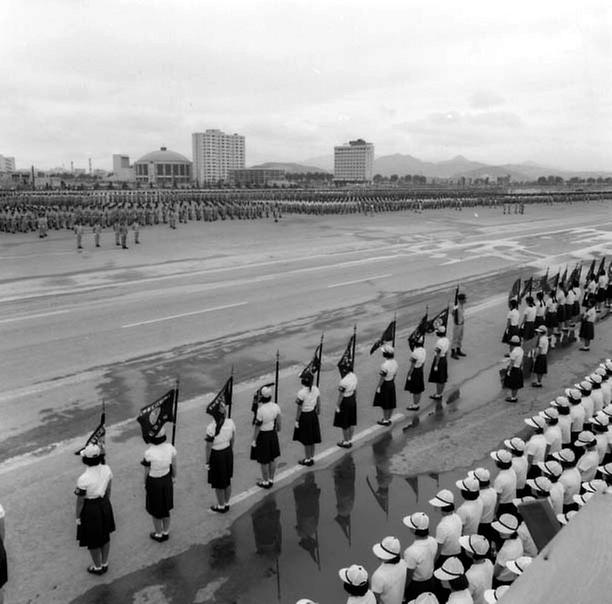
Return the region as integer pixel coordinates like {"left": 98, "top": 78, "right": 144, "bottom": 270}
{"left": 251, "top": 154, "right": 611, "bottom": 181}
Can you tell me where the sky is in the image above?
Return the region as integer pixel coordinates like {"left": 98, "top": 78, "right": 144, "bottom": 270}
{"left": 2, "top": 0, "right": 611, "bottom": 171}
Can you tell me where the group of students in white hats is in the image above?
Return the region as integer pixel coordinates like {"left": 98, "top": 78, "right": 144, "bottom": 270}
{"left": 296, "top": 357, "right": 612, "bottom": 604}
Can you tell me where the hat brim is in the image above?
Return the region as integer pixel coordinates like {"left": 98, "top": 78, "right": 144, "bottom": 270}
{"left": 505, "top": 560, "right": 524, "bottom": 575}
{"left": 338, "top": 568, "right": 350, "bottom": 583}
{"left": 434, "top": 566, "right": 464, "bottom": 581}
{"left": 402, "top": 516, "right": 418, "bottom": 530}
{"left": 526, "top": 479, "right": 549, "bottom": 494}
{"left": 372, "top": 542, "right": 399, "bottom": 560}
{"left": 491, "top": 520, "right": 517, "bottom": 534}
{"left": 428, "top": 496, "right": 453, "bottom": 508}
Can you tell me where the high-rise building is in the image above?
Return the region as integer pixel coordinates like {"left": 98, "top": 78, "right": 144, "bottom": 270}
{"left": 333, "top": 139, "right": 374, "bottom": 182}
{"left": 112, "top": 154, "right": 135, "bottom": 182}
{"left": 0, "top": 155, "right": 16, "bottom": 173}
{"left": 192, "top": 129, "right": 245, "bottom": 185}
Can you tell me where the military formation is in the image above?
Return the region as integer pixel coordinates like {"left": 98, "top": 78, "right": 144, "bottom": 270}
{"left": 0, "top": 189, "right": 609, "bottom": 239}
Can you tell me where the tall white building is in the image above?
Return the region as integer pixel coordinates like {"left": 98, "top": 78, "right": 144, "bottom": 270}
{"left": 333, "top": 139, "right": 374, "bottom": 182}
{"left": 112, "top": 154, "right": 135, "bottom": 182}
{"left": 0, "top": 155, "right": 16, "bottom": 173}
{"left": 192, "top": 129, "right": 245, "bottom": 185}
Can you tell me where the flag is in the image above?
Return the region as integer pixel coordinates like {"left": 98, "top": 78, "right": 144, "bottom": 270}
{"left": 251, "top": 382, "right": 275, "bottom": 423}
{"left": 337, "top": 334, "right": 355, "bottom": 374}
{"left": 559, "top": 266, "right": 568, "bottom": 288}
{"left": 538, "top": 269, "right": 549, "bottom": 293}
{"left": 137, "top": 388, "right": 176, "bottom": 443}
{"left": 519, "top": 276, "right": 533, "bottom": 300}
{"left": 597, "top": 256, "right": 606, "bottom": 276}
{"left": 75, "top": 411, "right": 105, "bottom": 455}
{"left": 300, "top": 343, "right": 322, "bottom": 380}
{"left": 453, "top": 286, "right": 459, "bottom": 306}
{"left": 407, "top": 313, "right": 428, "bottom": 350}
{"left": 549, "top": 271, "right": 560, "bottom": 291}
{"left": 426, "top": 307, "right": 449, "bottom": 333}
{"left": 569, "top": 263, "right": 581, "bottom": 287}
{"left": 207, "top": 376, "right": 233, "bottom": 419}
{"left": 585, "top": 259, "right": 596, "bottom": 282}
{"left": 508, "top": 278, "right": 522, "bottom": 305}
{"left": 369, "top": 320, "right": 396, "bottom": 354}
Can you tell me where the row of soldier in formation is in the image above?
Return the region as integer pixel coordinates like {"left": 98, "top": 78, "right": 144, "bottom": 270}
{"left": 0, "top": 189, "right": 608, "bottom": 235}
{"left": 303, "top": 356, "right": 612, "bottom": 604}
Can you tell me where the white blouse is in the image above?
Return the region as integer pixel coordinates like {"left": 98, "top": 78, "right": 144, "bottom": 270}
{"left": 143, "top": 442, "right": 177, "bottom": 477}
{"left": 297, "top": 385, "right": 320, "bottom": 413}
{"left": 410, "top": 347, "right": 427, "bottom": 368}
{"left": 339, "top": 372, "right": 358, "bottom": 397}
{"left": 380, "top": 359, "right": 399, "bottom": 381}
{"left": 205, "top": 418, "right": 236, "bottom": 450}
{"left": 76, "top": 465, "right": 113, "bottom": 499}
{"left": 255, "top": 402, "right": 281, "bottom": 431}
{"left": 507, "top": 309, "right": 520, "bottom": 325}
{"left": 435, "top": 337, "right": 450, "bottom": 355}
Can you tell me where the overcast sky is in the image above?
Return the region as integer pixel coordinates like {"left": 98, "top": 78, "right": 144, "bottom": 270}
{"left": 2, "top": 0, "right": 611, "bottom": 171}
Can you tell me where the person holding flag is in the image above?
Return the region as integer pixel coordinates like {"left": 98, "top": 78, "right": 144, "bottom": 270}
{"left": 205, "top": 377, "right": 236, "bottom": 513}
{"left": 502, "top": 299, "right": 521, "bottom": 356}
{"left": 141, "top": 425, "right": 177, "bottom": 541}
{"left": 405, "top": 316, "right": 428, "bottom": 411}
{"left": 373, "top": 344, "right": 398, "bottom": 426}
{"left": 334, "top": 331, "right": 358, "bottom": 448}
{"left": 450, "top": 290, "right": 467, "bottom": 360}
{"left": 292, "top": 371, "right": 321, "bottom": 467}
{"left": 428, "top": 323, "right": 450, "bottom": 402}
{"left": 250, "top": 385, "right": 282, "bottom": 489}
{"left": 579, "top": 297, "right": 596, "bottom": 351}
{"left": 596, "top": 259, "right": 608, "bottom": 313}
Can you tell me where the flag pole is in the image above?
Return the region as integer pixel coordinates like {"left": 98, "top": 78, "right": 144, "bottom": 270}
{"left": 228, "top": 365, "right": 234, "bottom": 419}
{"left": 171, "top": 377, "right": 180, "bottom": 446}
{"left": 317, "top": 332, "right": 324, "bottom": 387}
{"left": 351, "top": 324, "right": 357, "bottom": 372}
{"left": 392, "top": 312, "right": 397, "bottom": 347}
{"left": 274, "top": 350, "right": 280, "bottom": 404}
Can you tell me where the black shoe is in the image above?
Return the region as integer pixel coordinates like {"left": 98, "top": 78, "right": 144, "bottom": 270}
{"left": 87, "top": 565, "right": 105, "bottom": 575}
{"left": 210, "top": 505, "right": 226, "bottom": 513}
{"left": 150, "top": 532, "right": 165, "bottom": 542}
{"left": 505, "top": 396, "right": 518, "bottom": 403}
{"left": 406, "top": 405, "right": 420, "bottom": 411}
{"left": 457, "top": 350, "right": 466, "bottom": 357}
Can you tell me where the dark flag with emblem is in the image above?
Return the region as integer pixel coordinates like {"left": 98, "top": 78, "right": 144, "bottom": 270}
{"left": 519, "top": 276, "right": 533, "bottom": 301}
{"left": 369, "top": 320, "right": 396, "bottom": 354}
{"left": 508, "top": 277, "right": 522, "bottom": 306}
{"left": 569, "top": 263, "right": 581, "bottom": 286}
{"left": 597, "top": 256, "right": 606, "bottom": 276}
{"left": 137, "top": 388, "right": 177, "bottom": 443}
{"left": 300, "top": 343, "right": 322, "bottom": 380}
{"left": 585, "top": 259, "right": 596, "bottom": 283}
{"left": 426, "top": 307, "right": 449, "bottom": 333}
{"left": 251, "top": 382, "right": 275, "bottom": 424}
{"left": 408, "top": 313, "right": 428, "bottom": 350}
{"left": 207, "top": 376, "right": 233, "bottom": 420}
{"left": 337, "top": 331, "right": 356, "bottom": 375}
{"left": 559, "top": 266, "right": 568, "bottom": 289}
{"left": 75, "top": 407, "right": 106, "bottom": 455}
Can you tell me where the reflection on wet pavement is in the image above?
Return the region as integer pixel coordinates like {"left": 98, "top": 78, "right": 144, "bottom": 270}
{"left": 70, "top": 431, "right": 516, "bottom": 604}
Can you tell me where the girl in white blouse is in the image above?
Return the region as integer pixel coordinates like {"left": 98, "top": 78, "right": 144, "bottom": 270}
{"left": 205, "top": 402, "right": 236, "bottom": 513}
{"left": 250, "top": 387, "right": 282, "bottom": 489}
{"left": 373, "top": 344, "right": 399, "bottom": 426}
{"left": 292, "top": 373, "right": 321, "bottom": 467}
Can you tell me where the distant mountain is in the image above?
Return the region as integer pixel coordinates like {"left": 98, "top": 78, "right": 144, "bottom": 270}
{"left": 302, "top": 155, "right": 334, "bottom": 171}
{"left": 248, "top": 162, "right": 330, "bottom": 174}
{"left": 373, "top": 154, "right": 488, "bottom": 178}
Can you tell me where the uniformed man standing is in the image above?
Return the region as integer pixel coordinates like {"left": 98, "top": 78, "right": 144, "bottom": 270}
{"left": 450, "top": 293, "right": 467, "bottom": 359}
{"left": 119, "top": 221, "right": 129, "bottom": 249}
{"left": 93, "top": 221, "right": 102, "bottom": 248}
{"left": 75, "top": 221, "right": 84, "bottom": 250}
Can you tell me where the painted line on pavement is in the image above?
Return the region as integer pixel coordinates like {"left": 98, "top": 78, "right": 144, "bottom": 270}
{"left": 0, "top": 308, "right": 72, "bottom": 325}
{"left": 121, "top": 301, "right": 249, "bottom": 328}
{"left": 228, "top": 412, "right": 405, "bottom": 507}
{"left": 327, "top": 273, "right": 393, "bottom": 289}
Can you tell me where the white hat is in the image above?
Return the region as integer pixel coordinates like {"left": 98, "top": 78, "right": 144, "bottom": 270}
{"left": 428, "top": 489, "right": 455, "bottom": 508}
{"left": 538, "top": 460, "right": 563, "bottom": 478}
{"left": 577, "top": 381, "right": 592, "bottom": 392}
{"left": 433, "top": 556, "right": 465, "bottom": 581}
{"left": 455, "top": 476, "right": 480, "bottom": 493}
{"left": 573, "top": 492, "right": 594, "bottom": 507}
{"left": 540, "top": 407, "right": 559, "bottom": 421}
{"left": 490, "top": 449, "right": 513, "bottom": 464}
{"left": 598, "top": 463, "right": 612, "bottom": 477}
{"left": 588, "top": 373, "right": 603, "bottom": 385}
{"left": 536, "top": 325, "right": 547, "bottom": 333}
{"left": 403, "top": 512, "right": 430, "bottom": 531}
{"left": 595, "top": 367, "right": 607, "bottom": 377}
{"left": 552, "top": 396, "right": 569, "bottom": 409}
{"left": 509, "top": 335, "right": 521, "bottom": 344}
{"left": 81, "top": 444, "right": 101, "bottom": 458}
{"left": 436, "top": 325, "right": 446, "bottom": 335}
{"left": 512, "top": 495, "right": 535, "bottom": 507}
{"left": 603, "top": 404, "right": 612, "bottom": 418}
{"left": 506, "top": 556, "right": 533, "bottom": 576}
{"left": 524, "top": 415, "right": 546, "bottom": 430}
{"left": 407, "top": 594, "right": 440, "bottom": 604}
{"left": 504, "top": 436, "right": 526, "bottom": 452}
{"left": 591, "top": 412, "right": 610, "bottom": 428}
{"left": 526, "top": 476, "right": 552, "bottom": 494}
{"left": 552, "top": 448, "right": 576, "bottom": 464}
{"left": 484, "top": 586, "right": 510, "bottom": 604}
{"left": 491, "top": 513, "right": 519, "bottom": 534}
{"left": 459, "top": 534, "right": 490, "bottom": 556}
{"left": 582, "top": 479, "right": 607, "bottom": 494}
{"left": 557, "top": 510, "right": 578, "bottom": 525}
{"left": 468, "top": 467, "right": 491, "bottom": 483}
{"left": 381, "top": 343, "right": 394, "bottom": 355}
{"left": 574, "top": 431, "right": 596, "bottom": 447}
{"left": 565, "top": 388, "right": 582, "bottom": 402}
{"left": 338, "top": 564, "right": 368, "bottom": 586}
{"left": 372, "top": 536, "right": 401, "bottom": 560}
{"left": 296, "top": 600, "right": 318, "bottom": 604}
{"left": 260, "top": 386, "right": 273, "bottom": 399}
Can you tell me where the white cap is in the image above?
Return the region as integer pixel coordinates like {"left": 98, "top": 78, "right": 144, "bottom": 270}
{"left": 492, "top": 513, "right": 519, "bottom": 534}
{"left": 428, "top": 489, "right": 455, "bottom": 508}
{"left": 433, "top": 556, "right": 465, "bottom": 581}
{"left": 407, "top": 594, "right": 440, "bottom": 604}
{"left": 381, "top": 343, "right": 394, "bottom": 354}
{"left": 459, "top": 534, "right": 490, "bottom": 556}
{"left": 524, "top": 415, "right": 546, "bottom": 430}
{"left": 526, "top": 476, "right": 552, "bottom": 494}
{"left": 260, "top": 386, "right": 273, "bottom": 399}
{"left": 538, "top": 460, "right": 563, "bottom": 478}
{"left": 490, "top": 449, "right": 513, "bottom": 464}
{"left": 468, "top": 467, "right": 491, "bottom": 482}
{"left": 582, "top": 479, "right": 607, "bottom": 494}
{"left": 81, "top": 444, "right": 101, "bottom": 458}
{"left": 338, "top": 564, "right": 368, "bottom": 586}
{"left": 456, "top": 476, "right": 480, "bottom": 493}
{"left": 372, "top": 536, "right": 401, "bottom": 560}
{"left": 506, "top": 556, "right": 533, "bottom": 576}
{"left": 296, "top": 600, "right": 318, "bottom": 604}
{"left": 574, "top": 431, "right": 596, "bottom": 447}
{"left": 504, "top": 437, "right": 526, "bottom": 452}
{"left": 557, "top": 510, "right": 578, "bottom": 525}
{"left": 403, "top": 512, "right": 430, "bottom": 531}
{"left": 484, "top": 586, "right": 510, "bottom": 603}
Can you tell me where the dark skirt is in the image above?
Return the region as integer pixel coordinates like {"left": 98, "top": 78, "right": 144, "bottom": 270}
{"left": 77, "top": 497, "right": 115, "bottom": 549}
{"left": 373, "top": 379, "right": 397, "bottom": 409}
{"left": 145, "top": 471, "right": 174, "bottom": 519}
{"left": 579, "top": 320, "right": 594, "bottom": 341}
{"left": 556, "top": 305, "right": 566, "bottom": 323}
{"left": 564, "top": 304, "right": 574, "bottom": 322}
{"left": 521, "top": 321, "right": 535, "bottom": 341}
{"left": 572, "top": 301, "right": 580, "bottom": 316}
{"left": 534, "top": 315, "right": 545, "bottom": 329}
{"left": 545, "top": 311, "right": 558, "bottom": 329}
{"left": 606, "top": 284, "right": 612, "bottom": 301}
{"left": 292, "top": 410, "right": 321, "bottom": 445}
{"left": 596, "top": 287, "right": 606, "bottom": 303}
{"left": 533, "top": 354, "right": 548, "bottom": 375}
{"left": 208, "top": 446, "right": 233, "bottom": 489}
{"left": 0, "top": 538, "right": 6, "bottom": 589}
{"left": 250, "top": 430, "right": 280, "bottom": 464}
{"left": 333, "top": 393, "right": 357, "bottom": 428}
{"left": 428, "top": 356, "right": 448, "bottom": 384}
{"left": 502, "top": 324, "right": 521, "bottom": 343}
{"left": 503, "top": 366, "right": 524, "bottom": 391}
{"left": 405, "top": 366, "right": 425, "bottom": 394}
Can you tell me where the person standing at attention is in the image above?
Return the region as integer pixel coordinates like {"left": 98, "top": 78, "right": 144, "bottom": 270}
{"left": 428, "top": 327, "right": 450, "bottom": 402}
{"left": 405, "top": 335, "right": 426, "bottom": 411}
{"left": 451, "top": 293, "right": 467, "bottom": 359}
{"left": 335, "top": 366, "right": 358, "bottom": 449}
{"left": 250, "top": 386, "right": 282, "bottom": 489}
{"left": 292, "top": 372, "right": 321, "bottom": 467}
{"left": 205, "top": 402, "right": 235, "bottom": 513}
{"left": 374, "top": 344, "right": 398, "bottom": 426}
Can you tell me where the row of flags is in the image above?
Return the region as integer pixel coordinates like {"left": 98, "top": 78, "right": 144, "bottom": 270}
{"left": 508, "top": 258, "right": 608, "bottom": 306}
{"left": 77, "top": 291, "right": 459, "bottom": 452}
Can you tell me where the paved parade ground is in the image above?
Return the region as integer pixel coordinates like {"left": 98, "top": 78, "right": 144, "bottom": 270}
{"left": 1, "top": 201, "right": 612, "bottom": 603}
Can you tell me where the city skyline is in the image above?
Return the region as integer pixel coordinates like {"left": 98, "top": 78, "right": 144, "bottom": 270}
{"left": 2, "top": 0, "right": 611, "bottom": 171}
